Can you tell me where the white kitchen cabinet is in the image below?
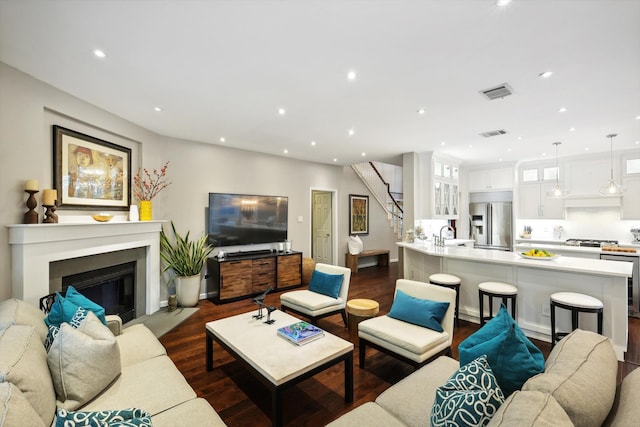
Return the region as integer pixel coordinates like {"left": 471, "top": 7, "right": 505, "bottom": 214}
{"left": 519, "top": 181, "right": 564, "bottom": 219}
{"left": 419, "top": 152, "right": 460, "bottom": 220}
{"left": 468, "top": 167, "right": 513, "bottom": 192}
{"left": 622, "top": 176, "right": 640, "bottom": 219}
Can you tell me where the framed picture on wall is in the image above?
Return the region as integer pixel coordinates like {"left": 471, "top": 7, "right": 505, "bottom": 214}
{"left": 53, "top": 125, "right": 131, "bottom": 209}
{"left": 349, "top": 194, "right": 369, "bottom": 235}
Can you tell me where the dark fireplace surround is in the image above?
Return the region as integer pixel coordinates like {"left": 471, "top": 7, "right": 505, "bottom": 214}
{"left": 49, "top": 248, "right": 147, "bottom": 323}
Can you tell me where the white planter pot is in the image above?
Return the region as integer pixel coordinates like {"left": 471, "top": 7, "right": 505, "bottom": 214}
{"left": 175, "top": 275, "right": 201, "bottom": 307}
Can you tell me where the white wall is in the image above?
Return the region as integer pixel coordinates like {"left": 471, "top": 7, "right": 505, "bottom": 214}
{"left": 0, "top": 61, "right": 399, "bottom": 302}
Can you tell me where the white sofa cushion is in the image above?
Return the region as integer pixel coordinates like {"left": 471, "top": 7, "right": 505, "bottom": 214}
{"left": 487, "top": 390, "right": 573, "bottom": 426}
{"left": 81, "top": 355, "right": 196, "bottom": 416}
{"left": 280, "top": 290, "right": 345, "bottom": 310}
{"left": 325, "top": 402, "right": 406, "bottom": 427}
{"left": 358, "top": 315, "right": 449, "bottom": 355}
{"left": 0, "top": 298, "right": 48, "bottom": 342}
{"left": 48, "top": 310, "right": 121, "bottom": 410}
{"left": 523, "top": 329, "right": 617, "bottom": 427}
{"left": 0, "top": 382, "right": 46, "bottom": 427}
{"left": 0, "top": 324, "right": 56, "bottom": 426}
{"left": 118, "top": 323, "right": 167, "bottom": 367}
{"left": 376, "top": 356, "right": 459, "bottom": 427}
{"left": 151, "top": 398, "right": 227, "bottom": 427}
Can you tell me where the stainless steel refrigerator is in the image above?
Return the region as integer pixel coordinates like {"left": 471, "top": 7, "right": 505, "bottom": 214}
{"left": 469, "top": 202, "right": 512, "bottom": 250}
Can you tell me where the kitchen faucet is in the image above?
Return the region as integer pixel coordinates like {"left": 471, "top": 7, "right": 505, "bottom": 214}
{"left": 435, "top": 225, "right": 455, "bottom": 247}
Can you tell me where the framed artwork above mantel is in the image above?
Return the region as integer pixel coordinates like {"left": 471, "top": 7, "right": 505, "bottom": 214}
{"left": 53, "top": 125, "right": 131, "bottom": 210}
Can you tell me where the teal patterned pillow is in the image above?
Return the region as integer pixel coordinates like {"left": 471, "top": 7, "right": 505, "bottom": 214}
{"left": 431, "top": 355, "right": 505, "bottom": 427}
{"left": 55, "top": 407, "right": 151, "bottom": 426}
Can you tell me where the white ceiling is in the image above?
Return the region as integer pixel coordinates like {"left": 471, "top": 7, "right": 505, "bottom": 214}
{"left": 1, "top": 0, "right": 639, "bottom": 167}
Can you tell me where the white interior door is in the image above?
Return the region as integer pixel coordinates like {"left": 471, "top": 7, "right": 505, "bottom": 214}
{"left": 312, "top": 191, "right": 333, "bottom": 264}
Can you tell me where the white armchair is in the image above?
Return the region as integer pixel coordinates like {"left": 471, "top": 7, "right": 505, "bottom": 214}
{"left": 280, "top": 263, "right": 351, "bottom": 326}
{"left": 358, "top": 279, "right": 456, "bottom": 369}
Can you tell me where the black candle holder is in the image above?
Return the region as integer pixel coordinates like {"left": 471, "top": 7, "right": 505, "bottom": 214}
{"left": 24, "top": 190, "right": 39, "bottom": 224}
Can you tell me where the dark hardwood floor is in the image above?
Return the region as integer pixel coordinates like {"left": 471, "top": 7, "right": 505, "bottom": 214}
{"left": 160, "top": 263, "right": 639, "bottom": 426}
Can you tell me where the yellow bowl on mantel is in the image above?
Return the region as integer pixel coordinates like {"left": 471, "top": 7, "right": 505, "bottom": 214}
{"left": 92, "top": 213, "right": 113, "bottom": 222}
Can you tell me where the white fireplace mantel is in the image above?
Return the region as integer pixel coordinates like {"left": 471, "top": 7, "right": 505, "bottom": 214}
{"left": 8, "top": 221, "right": 164, "bottom": 313}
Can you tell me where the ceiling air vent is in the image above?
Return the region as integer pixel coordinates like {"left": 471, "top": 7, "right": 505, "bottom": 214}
{"left": 479, "top": 129, "right": 508, "bottom": 138}
{"left": 480, "top": 83, "right": 514, "bottom": 100}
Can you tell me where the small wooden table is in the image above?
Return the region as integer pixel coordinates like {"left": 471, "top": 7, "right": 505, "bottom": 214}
{"left": 205, "top": 310, "right": 353, "bottom": 426}
{"left": 345, "top": 249, "right": 390, "bottom": 273}
{"left": 346, "top": 299, "right": 379, "bottom": 342}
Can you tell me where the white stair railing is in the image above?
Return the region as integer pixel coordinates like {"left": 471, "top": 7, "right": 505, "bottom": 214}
{"left": 351, "top": 162, "right": 403, "bottom": 238}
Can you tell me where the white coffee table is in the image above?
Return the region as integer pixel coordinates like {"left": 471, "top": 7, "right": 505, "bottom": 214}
{"left": 205, "top": 309, "right": 354, "bottom": 426}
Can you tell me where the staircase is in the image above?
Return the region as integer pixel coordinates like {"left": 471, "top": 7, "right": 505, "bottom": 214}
{"left": 351, "top": 162, "right": 403, "bottom": 238}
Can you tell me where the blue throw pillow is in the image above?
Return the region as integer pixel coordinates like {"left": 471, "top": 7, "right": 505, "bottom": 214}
{"left": 45, "top": 286, "right": 107, "bottom": 327}
{"left": 387, "top": 289, "right": 449, "bottom": 332}
{"left": 458, "top": 305, "right": 544, "bottom": 397}
{"left": 431, "top": 355, "right": 505, "bottom": 427}
{"left": 308, "top": 270, "right": 344, "bottom": 298}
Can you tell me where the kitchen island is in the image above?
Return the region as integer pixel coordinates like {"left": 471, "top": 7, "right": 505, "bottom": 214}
{"left": 398, "top": 242, "right": 633, "bottom": 360}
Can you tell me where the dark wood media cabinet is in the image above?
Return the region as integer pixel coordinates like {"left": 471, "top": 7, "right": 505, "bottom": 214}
{"left": 207, "top": 251, "right": 302, "bottom": 304}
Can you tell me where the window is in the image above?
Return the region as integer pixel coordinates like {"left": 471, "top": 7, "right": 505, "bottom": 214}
{"left": 626, "top": 158, "right": 640, "bottom": 175}
{"left": 543, "top": 167, "right": 559, "bottom": 181}
{"left": 522, "top": 169, "right": 538, "bottom": 182}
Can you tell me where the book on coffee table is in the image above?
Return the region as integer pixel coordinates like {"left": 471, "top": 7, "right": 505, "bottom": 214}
{"left": 277, "top": 321, "right": 325, "bottom": 346}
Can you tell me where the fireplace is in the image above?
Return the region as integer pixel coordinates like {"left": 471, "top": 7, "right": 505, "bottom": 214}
{"left": 62, "top": 261, "right": 136, "bottom": 323}
{"left": 8, "top": 221, "right": 163, "bottom": 314}
{"left": 50, "top": 247, "right": 146, "bottom": 322}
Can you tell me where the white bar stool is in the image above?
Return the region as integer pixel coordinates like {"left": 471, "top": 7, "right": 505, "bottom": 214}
{"left": 429, "top": 273, "right": 461, "bottom": 327}
{"left": 550, "top": 292, "right": 603, "bottom": 346}
{"left": 478, "top": 281, "right": 517, "bottom": 325}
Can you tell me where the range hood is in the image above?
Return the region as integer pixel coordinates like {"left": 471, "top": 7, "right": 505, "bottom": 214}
{"left": 563, "top": 194, "right": 622, "bottom": 208}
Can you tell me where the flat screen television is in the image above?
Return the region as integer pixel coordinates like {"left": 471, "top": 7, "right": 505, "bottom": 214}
{"left": 208, "top": 193, "right": 288, "bottom": 247}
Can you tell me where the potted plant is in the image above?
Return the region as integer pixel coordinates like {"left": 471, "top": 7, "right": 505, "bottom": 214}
{"left": 160, "top": 221, "right": 214, "bottom": 307}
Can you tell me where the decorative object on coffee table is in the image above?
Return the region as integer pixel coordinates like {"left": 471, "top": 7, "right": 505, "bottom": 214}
{"left": 160, "top": 221, "right": 214, "bottom": 307}
{"left": 133, "top": 161, "right": 171, "bottom": 221}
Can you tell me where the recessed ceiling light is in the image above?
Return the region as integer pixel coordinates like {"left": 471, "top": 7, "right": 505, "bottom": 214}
{"left": 417, "top": 108, "right": 426, "bottom": 115}
{"left": 468, "top": 144, "right": 473, "bottom": 149}
{"left": 559, "top": 107, "right": 567, "bottom": 113}
{"left": 154, "top": 106, "right": 162, "bottom": 112}
{"left": 507, "top": 148, "right": 512, "bottom": 152}
{"left": 93, "top": 49, "right": 106, "bottom": 58}
{"left": 333, "top": 158, "right": 338, "bottom": 162}
{"left": 517, "top": 136, "right": 523, "bottom": 140}
{"left": 585, "top": 147, "right": 590, "bottom": 151}
{"left": 496, "top": 0, "right": 511, "bottom": 6}
{"left": 440, "top": 141, "right": 446, "bottom": 146}
{"left": 219, "top": 137, "right": 226, "bottom": 143}
{"left": 569, "top": 127, "right": 576, "bottom": 131}
{"left": 636, "top": 115, "right": 640, "bottom": 120}
{"left": 278, "top": 108, "right": 286, "bottom": 115}
{"left": 498, "top": 157, "right": 504, "bottom": 162}
{"left": 283, "top": 149, "right": 288, "bottom": 154}
{"left": 361, "top": 152, "right": 366, "bottom": 157}
{"left": 542, "top": 152, "right": 547, "bottom": 156}
{"left": 348, "top": 129, "right": 355, "bottom": 136}
{"left": 635, "top": 141, "right": 639, "bottom": 145}
{"left": 310, "top": 141, "right": 316, "bottom": 146}
{"left": 347, "top": 70, "right": 357, "bottom": 81}
{"left": 539, "top": 71, "right": 553, "bottom": 79}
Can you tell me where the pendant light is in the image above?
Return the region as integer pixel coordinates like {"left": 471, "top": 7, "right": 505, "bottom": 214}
{"left": 599, "top": 133, "right": 626, "bottom": 195}
{"left": 547, "top": 142, "right": 566, "bottom": 198}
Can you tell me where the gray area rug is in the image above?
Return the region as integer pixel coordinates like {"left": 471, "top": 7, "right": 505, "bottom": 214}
{"left": 125, "top": 307, "right": 199, "bottom": 338}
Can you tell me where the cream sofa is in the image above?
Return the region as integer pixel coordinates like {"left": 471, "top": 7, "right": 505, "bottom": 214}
{"left": 0, "top": 298, "right": 226, "bottom": 427}
{"left": 328, "top": 329, "right": 640, "bottom": 427}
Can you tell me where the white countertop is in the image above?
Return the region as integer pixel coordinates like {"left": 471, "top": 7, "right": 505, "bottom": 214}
{"left": 398, "top": 242, "right": 633, "bottom": 277}
{"left": 514, "top": 242, "right": 640, "bottom": 258}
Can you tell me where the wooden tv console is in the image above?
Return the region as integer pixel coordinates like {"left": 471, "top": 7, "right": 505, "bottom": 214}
{"left": 207, "top": 251, "right": 302, "bottom": 304}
